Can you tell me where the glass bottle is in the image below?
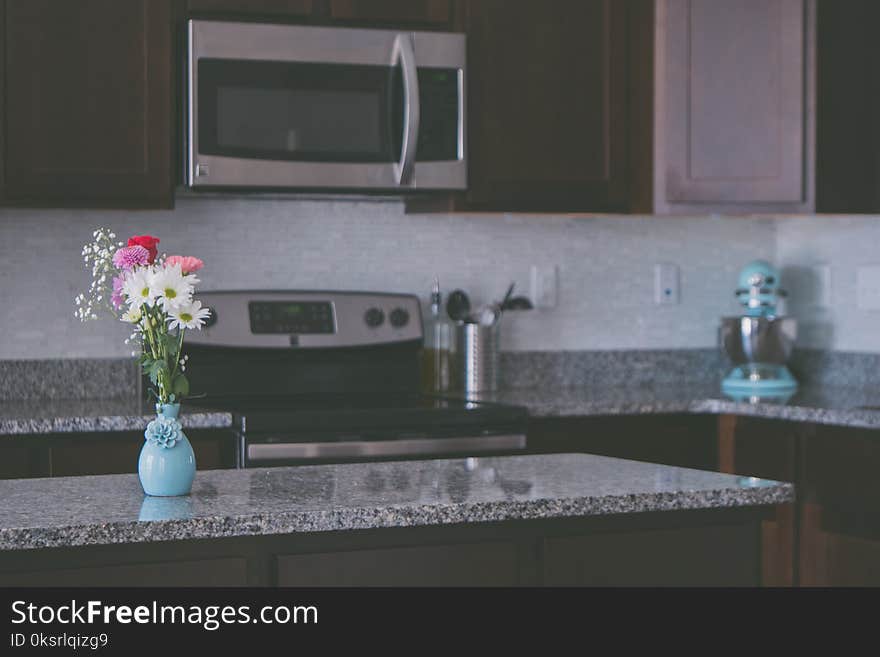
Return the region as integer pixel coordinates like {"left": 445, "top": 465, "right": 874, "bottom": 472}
{"left": 421, "top": 277, "right": 453, "bottom": 393}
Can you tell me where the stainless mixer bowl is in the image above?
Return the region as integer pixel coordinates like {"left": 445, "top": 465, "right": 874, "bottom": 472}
{"left": 720, "top": 316, "right": 797, "bottom": 365}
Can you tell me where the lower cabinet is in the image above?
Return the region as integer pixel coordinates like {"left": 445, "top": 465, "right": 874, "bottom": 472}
{"left": 277, "top": 542, "right": 519, "bottom": 587}
{"left": 0, "top": 558, "right": 248, "bottom": 587}
{"left": 0, "top": 429, "right": 236, "bottom": 480}
{"left": 0, "top": 511, "right": 765, "bottom": 587}
{"left": 526, "top": 415, "right": 719, "bottom": 471}
{"left": 798, "top": 425, "right": 880, "bottom": 586}
{"left": 542, "top": 523, "right": 759, "bottom": 587}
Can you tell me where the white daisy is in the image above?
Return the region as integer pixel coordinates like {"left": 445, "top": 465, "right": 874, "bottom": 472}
{"left": 149, "top": 264, "right": 196, "bottom": 310}
{"left": 121, "top": 268, "right": 156, "bottom": 308}
{"left": 167, "top": 299, "right": 211, "bottom": 331}
{"left": 120, "top": 307, "right": 142, "bottom": 324}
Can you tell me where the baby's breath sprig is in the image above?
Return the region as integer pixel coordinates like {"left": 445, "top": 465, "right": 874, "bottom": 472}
{"left": 74, "top": 228, "right": 123, "bottom": 322}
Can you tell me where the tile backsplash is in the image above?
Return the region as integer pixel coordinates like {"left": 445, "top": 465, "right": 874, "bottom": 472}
{"left": 0, "top": 199, "right": 777, "bottom": 360}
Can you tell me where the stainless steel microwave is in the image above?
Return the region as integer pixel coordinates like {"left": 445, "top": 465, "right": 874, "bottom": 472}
{"left": 185, "top": 20, "right": 466, "bottom": 192}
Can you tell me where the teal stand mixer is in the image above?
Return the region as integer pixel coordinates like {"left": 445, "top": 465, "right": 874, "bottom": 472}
{"left": 720, "top": 261, "right": 798, "bottom": 401}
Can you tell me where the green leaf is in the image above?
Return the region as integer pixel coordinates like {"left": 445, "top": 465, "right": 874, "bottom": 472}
{"left": 161, "top": 332, "right": 179, "bottom": 359}
{"left": 147, "top": 360, "right": 168, "bottom": 386}
{"left": 171, "top": 373, "right": 190, "bottom": 398}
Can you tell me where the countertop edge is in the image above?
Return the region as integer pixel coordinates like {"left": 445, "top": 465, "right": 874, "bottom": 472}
{"left": 0, "top": 483, "right": 794, "bottom": 552}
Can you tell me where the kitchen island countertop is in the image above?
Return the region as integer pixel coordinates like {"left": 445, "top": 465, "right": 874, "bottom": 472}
{"left": 0, "top": 453, "right": 792, "bottom": 551}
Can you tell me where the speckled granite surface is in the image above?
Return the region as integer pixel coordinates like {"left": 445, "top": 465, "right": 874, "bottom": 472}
{"left": 0, "top": 399, "right": 232, "bottom": 436}
{"left": 471, "top": 382, "right": 880, "bottom": 429}
{"left": 500, "top": 349, "right": 724, "bottom": 389}
{"left": 5, "top": 381, "right": 880, "bottom": 436}
{"left": 0, "top": 454, "right": 792, "bottom": 551}
{"left": 0, "top": 359, "right": 138, "bottom": 401}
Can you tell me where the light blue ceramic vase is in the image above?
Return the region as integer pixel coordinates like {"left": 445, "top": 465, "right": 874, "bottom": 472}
{"left": 138, "top": 402, "right": 196, "bottom": 497}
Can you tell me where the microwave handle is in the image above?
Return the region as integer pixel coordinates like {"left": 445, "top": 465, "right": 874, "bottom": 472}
{"left": 392, "top": 33, "right": 420, "bottom": 186}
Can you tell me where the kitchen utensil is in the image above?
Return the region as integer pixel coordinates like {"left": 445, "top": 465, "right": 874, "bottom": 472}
{"left": 446, "top": 289, "right": 471, "bottom": 322}
{"left": 502, "top": 296, "right": 534, "bottom": 311}
{"left": 500, "top": 283, "right": 516, "bottom": 311}
{"left": 721, "top": 260, "right": 797, "bottom": 398}
{"left": 453, "top": 322, "right": 499, "bottom": 393}
{"left": 475, "top": 303, "right": 502, "bottom": 326}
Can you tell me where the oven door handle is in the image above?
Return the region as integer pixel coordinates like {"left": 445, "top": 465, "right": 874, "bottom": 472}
{"left": 392, "top": 32, "right": 420, "bottom": 187}
{"left": 246, "top": 434, "right": 526, "bottom": 462}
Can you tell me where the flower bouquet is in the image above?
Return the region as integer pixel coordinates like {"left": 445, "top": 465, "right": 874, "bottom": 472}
{"left": 76, "top": 229, "right": 208, "bottom": 496}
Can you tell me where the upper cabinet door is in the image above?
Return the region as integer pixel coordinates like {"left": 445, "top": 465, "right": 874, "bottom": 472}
{"left": 4, "top": 0, "right": 174, "bottom": 208}
{"left": 464, "top": 0, "right": 629, "bottom": 211}
{"left": 187, "top": 0, "right": 314, "bottom": 18}
{"left": 328, "top": 0, "right": 457, "bottom": 28}
{"left": 654, "top": 0, "right": 815, "bottom": 213}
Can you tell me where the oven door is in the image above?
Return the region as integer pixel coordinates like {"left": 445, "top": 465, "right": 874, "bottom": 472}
{"left": 241, "top": 431, "right": 526, "bottom": 467}
{"left": 186, "top": 20, "right": 466, "bottom": 191}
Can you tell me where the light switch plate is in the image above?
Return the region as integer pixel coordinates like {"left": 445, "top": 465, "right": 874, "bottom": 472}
{"left": 654, "top": 263, "right": 680, "bottom": 305}
{"left": 530, "top": 265, "right": 559, "bottom": 309}
{"left": 811, "top": 264, "right": 832, "bottom": 308}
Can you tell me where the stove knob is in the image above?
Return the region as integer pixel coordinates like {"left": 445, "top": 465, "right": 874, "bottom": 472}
{"left": 364, "top": 307, "right": 385, "bottom": 328}
{"left": 389, "top": 307, "right": 410, "bottom": 328}
{"left": 203, "top": 307, "right": 218, "bottom": 328}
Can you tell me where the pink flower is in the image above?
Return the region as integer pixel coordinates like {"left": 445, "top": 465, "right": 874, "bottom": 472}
{"left": 165, "top": 255, "right": 204, "bottom": 275}
{"left": 110, "top": 276, "right": 125, "bottom": 309}
{"left": 112, "top": 245, "right": 150, "bottom": 271}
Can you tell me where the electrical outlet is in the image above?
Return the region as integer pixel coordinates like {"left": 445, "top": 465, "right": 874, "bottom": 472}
{"left": 530, "top": 265, "right": 559, "bottom": 309}
{"left": 654, "top": 263, "right": 680, "bottom": 305}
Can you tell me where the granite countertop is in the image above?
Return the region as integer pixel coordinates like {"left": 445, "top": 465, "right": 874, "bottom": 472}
{"left": 0, "top": 453, "right": 792, "bottom": 551}
{"left": 0, "top": 398, "right": 232, "bottom": 436}
{"left": 4, "top": 381, "right": 880, "bottom": 436}
{"left": 471, "top": 382, "right": 880, "bottom": 429}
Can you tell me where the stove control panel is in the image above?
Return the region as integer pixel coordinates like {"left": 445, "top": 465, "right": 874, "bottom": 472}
{"left": 249, "top": 301, "right": 335, "bottom": 334}
{"left": 187, "top": 291, "right": 423, "bottom": 348}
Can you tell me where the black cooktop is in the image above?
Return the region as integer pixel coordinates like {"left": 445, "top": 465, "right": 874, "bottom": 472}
{"left": 188, "top": 393, "right": 528, "bottom": 434}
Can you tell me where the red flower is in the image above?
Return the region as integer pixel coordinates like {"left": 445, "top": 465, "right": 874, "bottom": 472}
{"left": 127, "top": 235, "right": 160, "bottom": 263}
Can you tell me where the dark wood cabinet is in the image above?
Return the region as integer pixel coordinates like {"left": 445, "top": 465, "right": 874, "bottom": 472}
{"left": 0, "top": 430, "right": 235, "bottom": 480}
{"left": 328, "top": 0, "right": 457, "bottom": 28}
{"left": 0, "top": 509, "right": 768, "bottom": 587}
{"left": 526, "top": 415, "right": 719, "bottom": 472}
{"left": 461, "top": 0, "right": 630, "bottom": 211}
{"left": 187, "top": 0, "right": 315, "bottom": 18}
{"left": 798, "top": 424, "right": 880, "bottom": 586}
{"left": 717, "top": 415, "right": 799, "bottom": 586}
{"left": 816, "top": 0, "right": 880, "bottom": 212}
{"left": 638, "top": 0, "right": 815, "bottom": 214}
{"left": 277, "top": 542, "right": 519, "bottom": 586}
{"left": 0, "top": 557, "right": 247, "bottom": 587}
{"left": 543, "top": 522, "right": 760, "bottom": 587}
{"left": 4, "top": 0, "right": 175, "bottom": 208}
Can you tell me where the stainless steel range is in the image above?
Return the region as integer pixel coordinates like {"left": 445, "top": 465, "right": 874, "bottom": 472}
{"left": 185, "top": 291, "right": 526, "bottom": 467}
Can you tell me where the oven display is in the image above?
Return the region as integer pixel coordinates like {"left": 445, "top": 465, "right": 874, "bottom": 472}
{"left": 249, "top": 301, "right": 335, "bottom": 334}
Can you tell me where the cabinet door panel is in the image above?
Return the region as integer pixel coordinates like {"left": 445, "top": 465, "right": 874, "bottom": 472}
{"left": 5, "top": 0, "right": 173, "bottom": 206}
{"left": 188, "top": 0, "right": 314, "bottom": 17}
{"left": 717, "top": 416, "right": 799, "bottom": 586}
{"left": 465, "top": 0, "right": 628, "bottom": 210}
{"left": 329, "top": 0, "right": 453, "bottom": 27}
{"left": 277, "top": 542, "right": 518, "bottom": 586}
{"left": 543, "top": 523, "right": 760, "bottom": 586}
{"left": 0, "top": 558, "right": 247, "bottom": 587}
{"left": 658, "top": 0, "right": 813, "bottom": 210}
